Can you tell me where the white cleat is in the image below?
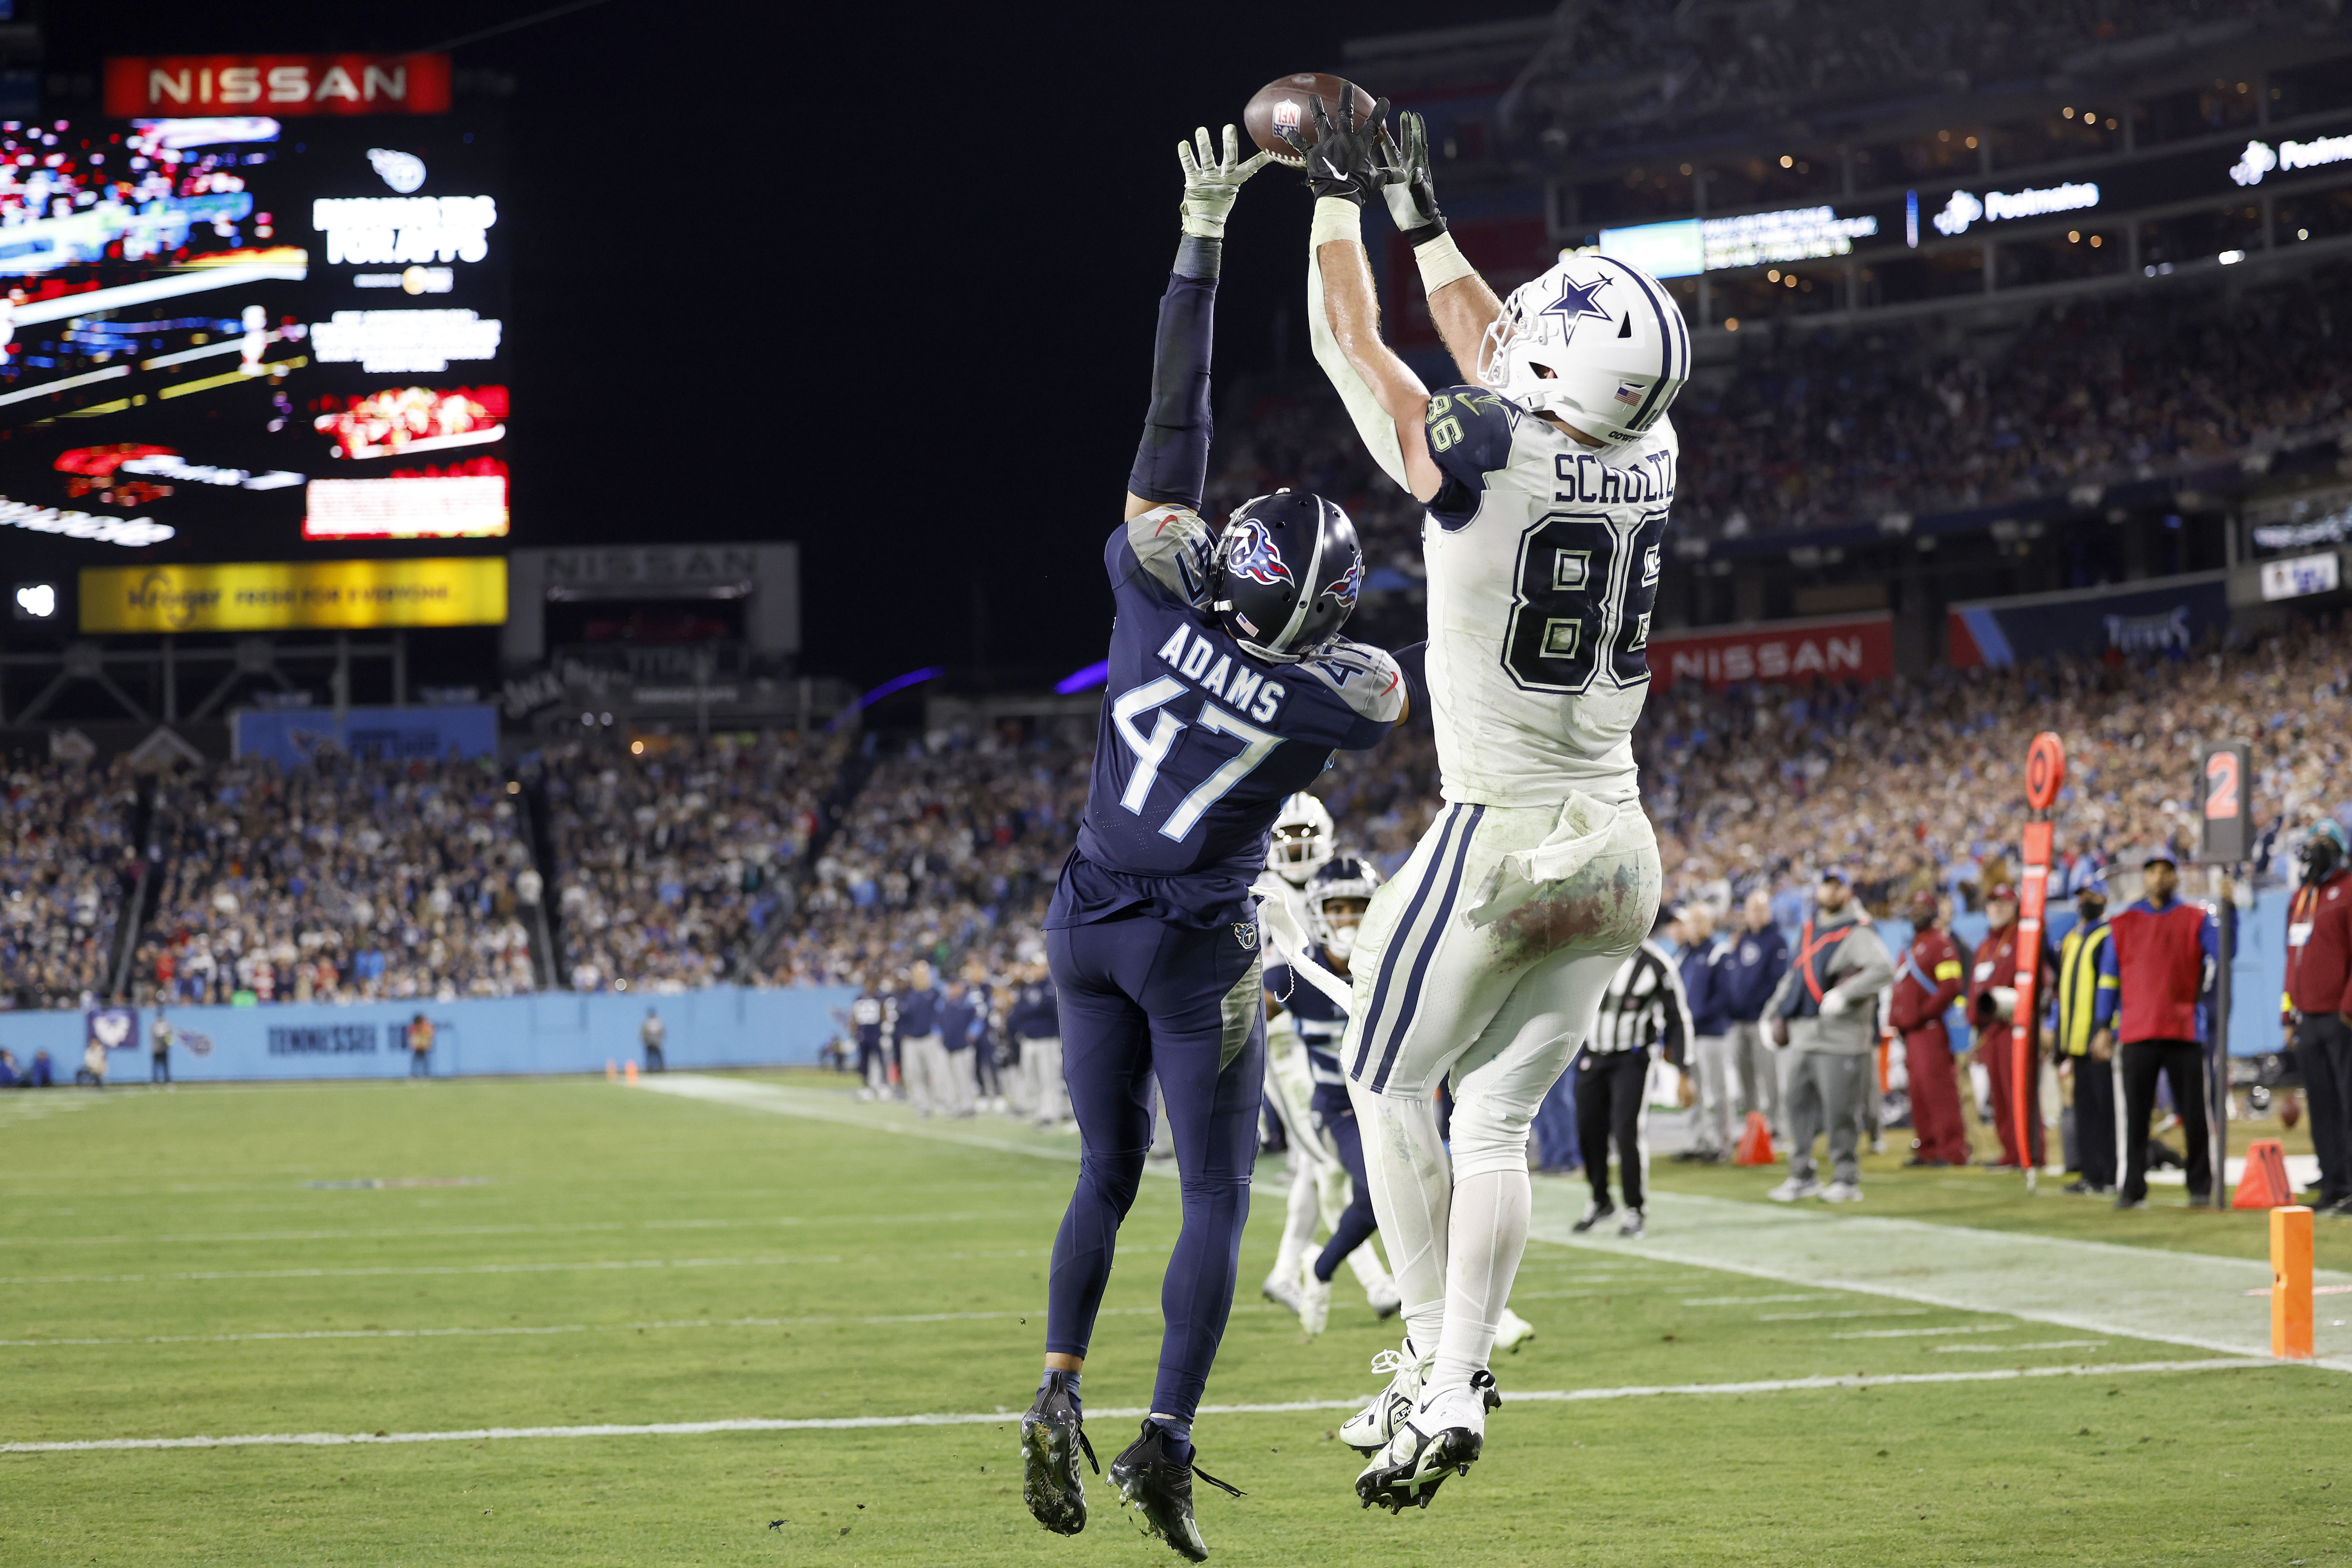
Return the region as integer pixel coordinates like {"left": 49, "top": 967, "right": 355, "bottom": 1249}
{"left": 1493, "top": 1307, "right": 1535, "bottom": 1353}
{"left": 1365, "top": 1275, "right": 1403, "bottom": 1321}
{"left": 1821, "top": 1180, "right": 1864, "bottom": 1203}
{"left": 1261, "top": 1269, "right": 1305, "bottom": 1319}
{"left": 1339, "top": 1338, "right": 1428, "bottom": 1454}
{"left": 1298, "top": 1256, "right": 1332, "bottom": 1336}
{"left": 1767, "top": 1176, "right": 1823, "bottom": 1203}
{"left": 1354, "top": 1372, "right": 1495, "bottom": 1513}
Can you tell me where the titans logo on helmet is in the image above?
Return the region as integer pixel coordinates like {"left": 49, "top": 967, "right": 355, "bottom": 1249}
{"left": 1226, "top": 518, "right": 1294, "bottom": 588}
{"left": 1542, "top": 274, "right": 1613, "bottom": 341}
{"left": 1325, "top": 555, "right": 1362, "bottom": 614}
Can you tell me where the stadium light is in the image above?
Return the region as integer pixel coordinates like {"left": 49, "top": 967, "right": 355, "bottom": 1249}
{"left": 1054, "top": 660, "right": 1109, "bottom": 695}
{"left": 12, "top": 581, "right": 59, "bottom": 620}
{"left": 828, "top": 666, "right": 944, "bottom": 732}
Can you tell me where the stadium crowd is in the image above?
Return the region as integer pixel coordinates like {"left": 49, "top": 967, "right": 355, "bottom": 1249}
{"left": 130, "top": 757, "right": 538, "bottom": 1005}
{"left": 5, "top": 618, "right": 2346, "bottom": 1015}
{"left": 0, "top": 760, "right": 136, "bottom": 1009}
{"left": 1211, "top": 264, "right": 2352, "bottom": 565}
{"left": 540, "top": 731, "right": 837, "bottom": 994}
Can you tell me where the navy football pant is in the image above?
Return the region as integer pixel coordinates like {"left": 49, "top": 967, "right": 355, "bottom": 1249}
{"left": 1311, "top": 1098, "right": 1378, "bottom": 1284}
{"left": 1045, "top": 912, "right": 1264, "bottom": 1423}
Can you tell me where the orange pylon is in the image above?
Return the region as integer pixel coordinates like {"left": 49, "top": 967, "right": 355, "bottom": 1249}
{"left": 1734, "top": 1111, "right": 1777, "bottom": 1166}
{"left": 624, "top": 1060, "right": 638, "bottom": 1086}
{"left": 2232, "top": 1138, "right": 2293, "bottom": 1210}
{"left": 2273, "top": 1205, "right": 2314, "bottom": 1359}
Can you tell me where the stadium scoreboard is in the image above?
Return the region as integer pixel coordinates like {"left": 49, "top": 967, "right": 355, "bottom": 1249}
{"left": 0, "top": 59, "right": 510, "bottom": 560}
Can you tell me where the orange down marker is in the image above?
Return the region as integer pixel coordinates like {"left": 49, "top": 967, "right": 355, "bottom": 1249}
{"left": 2271, "top": 1205, "right": 2314, "bottom": 1360}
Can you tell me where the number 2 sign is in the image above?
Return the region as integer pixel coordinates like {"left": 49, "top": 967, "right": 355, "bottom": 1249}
{"left": 2196, "top": 740, "right": 2252, "bottom": 862}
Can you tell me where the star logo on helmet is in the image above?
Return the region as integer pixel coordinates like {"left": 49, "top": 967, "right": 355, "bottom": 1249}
{"left": 1542, "top": 274, "right": 1614, "bottom": 341}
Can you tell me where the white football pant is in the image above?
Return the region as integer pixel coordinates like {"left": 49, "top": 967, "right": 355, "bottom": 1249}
{"left": 1341, "top": 795, "right": 1661, "bottom": 1399}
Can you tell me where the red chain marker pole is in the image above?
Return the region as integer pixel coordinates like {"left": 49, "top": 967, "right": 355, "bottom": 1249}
{"left": 2015, "top": 733, "right": 2066, "bottom": 1193}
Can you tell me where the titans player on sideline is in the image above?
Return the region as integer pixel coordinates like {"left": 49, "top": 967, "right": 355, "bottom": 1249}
{"left": 1288, "top": 93, "right": 1684, "bottom": 1510}
{"left": 1019, "top": 125, "right": 1406, "bottom": 1562}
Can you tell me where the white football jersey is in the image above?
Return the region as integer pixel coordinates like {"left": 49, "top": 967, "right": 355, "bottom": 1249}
{"left": 1417, "top": 385, "right": 1676, "bottom": 809}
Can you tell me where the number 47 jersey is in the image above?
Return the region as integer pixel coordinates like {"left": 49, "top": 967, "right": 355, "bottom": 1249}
{"left": 1421, "top": 385, "right": 1676, "bottom": 810}
{"left": 1047, "top": 507, "right": 1405, "bottom": 932}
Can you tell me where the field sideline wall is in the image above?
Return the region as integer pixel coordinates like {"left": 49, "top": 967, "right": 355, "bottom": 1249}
{"left": 0, "top": 986, "right": 858, "bottom": 1081}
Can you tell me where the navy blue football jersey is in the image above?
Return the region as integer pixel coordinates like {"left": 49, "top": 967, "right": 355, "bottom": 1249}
{"left": 1047, "top": 506, "right": 1404, "bottom": 931}
{"left": 1266, "top": 959, "right": 1351, "bottom": 1109}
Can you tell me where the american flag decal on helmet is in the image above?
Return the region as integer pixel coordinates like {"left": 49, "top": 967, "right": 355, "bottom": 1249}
{"left": 1614, "top": 381, "right": 1643, "bottom": 408}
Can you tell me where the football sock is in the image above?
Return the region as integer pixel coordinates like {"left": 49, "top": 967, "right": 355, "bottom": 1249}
{"left": 1149, "top": 1412, "right": 1195, "bottom": 1463}
{"left": 1429, "top": 1165, "right": 1531, "bottom": 1397}
{"left": 1039, "top": 1366, "right": 1081, "bottom": 1415}
{"left": 1272, "top": 1159, "right": 1318, "bottom": 1281}
{"left": 1348, "top": 1079, "right": 1454, "bottom": 1352}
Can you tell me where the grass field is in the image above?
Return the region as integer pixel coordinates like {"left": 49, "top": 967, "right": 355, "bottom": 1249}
{"left": 3, "top": 1070, "right": 2349, "bottom": 1566}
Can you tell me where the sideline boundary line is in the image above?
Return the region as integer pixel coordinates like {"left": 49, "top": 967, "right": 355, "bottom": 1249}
{"left": 0, "top": 1358, "right": 2276, "bottom": 1453}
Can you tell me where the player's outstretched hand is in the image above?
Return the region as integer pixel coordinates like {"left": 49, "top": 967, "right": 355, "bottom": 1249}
{"left": 1178, "top": 124, "right": 1272, "bottom": 240}
{"left": 1285, "top": 84, "right": 1390, "bottom": 206}
{"left": 1376, "top": 110, "right": 1447, "bottom": 242}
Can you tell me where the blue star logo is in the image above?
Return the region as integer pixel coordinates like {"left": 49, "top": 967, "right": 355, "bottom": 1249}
{"left": 1542, "top": 274, "right": 1614, "bottom": 341}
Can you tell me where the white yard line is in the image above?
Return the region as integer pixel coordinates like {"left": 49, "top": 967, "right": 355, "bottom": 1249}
{"left": 0, "top": 1254, "right": 844, "bottom": 1287}
{"left": 0, "top": 1358, "right": 2277, "bottom": 1455}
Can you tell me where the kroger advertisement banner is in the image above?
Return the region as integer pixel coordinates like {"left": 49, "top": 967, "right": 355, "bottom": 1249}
{"left": 1948, "top": 572, "right": 2230, "bottom": 668}
{"left": 0, "top": 986, "right": 858, "bottom": 1081}
{"left": 233, "top": 703, "right": 498, "bottom": 767}
{"left": 1646, "top": 612, "right": 1893, "bottom": 691}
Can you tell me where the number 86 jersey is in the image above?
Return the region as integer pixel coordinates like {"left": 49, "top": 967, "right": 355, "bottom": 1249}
{"left": 1046, "top": 508, "right": 1405, "bottom": 933}
{"left": 1420, "top": 386, "right": 1676, "bottom": 810}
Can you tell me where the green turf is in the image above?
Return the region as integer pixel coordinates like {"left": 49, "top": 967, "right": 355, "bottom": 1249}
{"left": 0, "top": 1073, "right": 2346, "bottom": 1565}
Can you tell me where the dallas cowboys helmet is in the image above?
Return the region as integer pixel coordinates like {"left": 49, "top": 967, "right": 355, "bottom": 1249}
{"left": 1477, "top": 250, "right": 1690, "bottom": 449}
{"left": 1308, "top": 855, "right": 1383, "bottom": 964}
{"left": 1267, "top": 792, "right": 1336, "bottom": 886}
{"left": 1211, "top": 489, "right": 1364, "bottom": 664}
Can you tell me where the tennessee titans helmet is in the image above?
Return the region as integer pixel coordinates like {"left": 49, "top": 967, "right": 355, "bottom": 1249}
{"left": 1307, "top": 855, "right": 1383, "bottom": 964}
{"left": 1210, "top": 489, "right": 1364, "bottom": 664}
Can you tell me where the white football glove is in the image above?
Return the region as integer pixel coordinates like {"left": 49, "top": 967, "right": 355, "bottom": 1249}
{"left": 1817, "top": 987, "right": 1851, "bottom": 1019}
{"left": 1179, "top": 123, "right": 1272, "bottom": 240}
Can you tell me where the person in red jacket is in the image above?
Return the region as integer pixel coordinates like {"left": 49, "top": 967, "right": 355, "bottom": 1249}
{"left": 2094, "top": 853, "right": 2219, "bottom": 1209}
{"left": 2283, "top": 820, "right": 2352, "bottom": 1214}
{"left": 1890, "top": 889, "right": 1969, "bottom": 1166}
{"left": 1969, "top": 882, "right": 2053, "bottom": 1169}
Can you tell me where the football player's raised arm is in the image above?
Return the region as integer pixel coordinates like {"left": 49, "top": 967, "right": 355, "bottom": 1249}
{"left": 1375, "top": 112, "right": 1504, "bottom": 391}
{"left": 1307, "top": 207, "right": 1443, "bottom": 503}
{"left": 1125, "top": 126, "right": 1270, "bottom": 524}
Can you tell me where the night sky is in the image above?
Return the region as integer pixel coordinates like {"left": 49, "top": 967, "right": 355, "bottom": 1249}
{"left": 46, "top": 0, "right": 1548, "bottom": 691}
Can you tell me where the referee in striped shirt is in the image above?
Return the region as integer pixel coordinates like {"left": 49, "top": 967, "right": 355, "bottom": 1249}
{"left": 1571, "top": 914, "right": 1694, "bottom": 1240}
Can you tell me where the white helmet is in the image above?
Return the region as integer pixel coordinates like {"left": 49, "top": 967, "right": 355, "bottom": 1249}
{"left": 1308, "top": 856, "right": 1383, "bottom": 963}
{"left": 1266, "top": 792, "right": 1334, "bottom": 886}
{"left": 1477, "top": 250, "right": 1689, "bottom": 448}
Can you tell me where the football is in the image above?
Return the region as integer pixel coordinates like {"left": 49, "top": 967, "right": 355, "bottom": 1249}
{"left": 1244, "top": 72, "right": 1377, "bottom": 167}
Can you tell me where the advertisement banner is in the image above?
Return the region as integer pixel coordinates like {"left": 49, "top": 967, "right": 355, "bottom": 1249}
{"left": 104, "top": 54, "right": 451, "bottom": 118}
{"left": 232, "top": 703, "right": 499, "bottom": 766}
{"left": 1646, "top": 612, "right": 1893, "bottom": 690}
{"left": 81, "top": 558, "right": 507, "bottom": 632}
{"left": 1947, "top": 572, "right": 2230, "bottom": 667}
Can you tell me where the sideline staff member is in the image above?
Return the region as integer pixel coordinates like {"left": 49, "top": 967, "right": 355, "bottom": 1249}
{"left": 2053, "top": 880, "right": 2117, "bottom": 1195}
{"left": 2284, "top": 821, "right": 2352, "bottom": 1214}
{"left": 2095, "top": 853, "right": 2217, "bottom": 1209}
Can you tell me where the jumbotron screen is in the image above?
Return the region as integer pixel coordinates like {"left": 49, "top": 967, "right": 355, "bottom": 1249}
{"left": 0, "top": 111, "right": 509, "bottom": 552}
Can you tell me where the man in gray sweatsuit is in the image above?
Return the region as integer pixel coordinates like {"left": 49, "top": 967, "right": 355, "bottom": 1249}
{"left": 1762, "top": 868, "right": 1893, "bottom": 1202}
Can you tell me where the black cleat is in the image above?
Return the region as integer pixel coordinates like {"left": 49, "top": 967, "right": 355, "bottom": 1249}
{"left": 1353, "top": 1370, "right": 1495, "bottom": 1514}
{"left": 1107, "top": 1420, "right": 1245, "bottom": 1562}
{"left": 1020, "top": 1371, "right": 1098, "bottom": 1537}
